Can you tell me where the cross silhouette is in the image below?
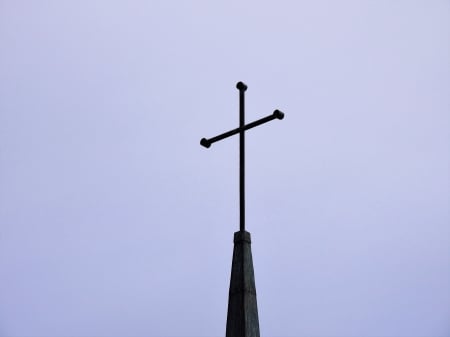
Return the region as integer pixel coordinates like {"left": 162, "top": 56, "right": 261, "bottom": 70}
{"left": 200, "top": 81, "right": 284, "bottom": 232}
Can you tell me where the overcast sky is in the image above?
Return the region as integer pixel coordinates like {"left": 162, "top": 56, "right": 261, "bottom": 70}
{"left": 1, "top": 1, "right": 449, "bottom": 336}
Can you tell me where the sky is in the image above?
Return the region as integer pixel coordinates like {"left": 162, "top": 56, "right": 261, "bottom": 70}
{"left": 0, "top": 1, "right": 449, "bottom": 336}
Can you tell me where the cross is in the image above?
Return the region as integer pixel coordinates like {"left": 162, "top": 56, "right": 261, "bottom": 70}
{"left": 200, "top": 81, "right": 284, "bottom": 232}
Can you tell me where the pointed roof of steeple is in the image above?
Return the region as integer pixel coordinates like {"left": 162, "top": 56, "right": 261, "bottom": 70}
{"left": 226, "top": 230, "right": 260, "bottom": 337}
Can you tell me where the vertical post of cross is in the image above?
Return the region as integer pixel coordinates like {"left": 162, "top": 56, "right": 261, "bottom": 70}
{"left": 237, "top": 81, "right": 247, "bottom": 232}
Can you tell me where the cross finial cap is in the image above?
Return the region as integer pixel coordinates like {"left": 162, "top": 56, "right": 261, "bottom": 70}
{"left": 236, "top": 81, "right": 248, "bottom": 91}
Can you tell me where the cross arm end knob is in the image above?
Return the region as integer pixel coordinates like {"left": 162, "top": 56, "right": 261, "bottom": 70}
{"left": 273, "top": 109, "right": 284, "bottom": 120}
{"left": 200, "top": 138, "right": 211, "bottom": 148}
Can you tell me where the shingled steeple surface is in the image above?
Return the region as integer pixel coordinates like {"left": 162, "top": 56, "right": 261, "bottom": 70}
{"left": 226, "top": 230, "right": 260, "bottom": 337}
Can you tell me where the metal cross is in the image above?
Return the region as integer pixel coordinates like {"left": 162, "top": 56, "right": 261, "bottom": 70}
{"left": 200, "top": 81, "right": 284, "bottom": 232}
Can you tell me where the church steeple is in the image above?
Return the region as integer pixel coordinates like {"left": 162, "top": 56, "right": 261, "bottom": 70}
{"left": 199, "top": 82, "right": 284, "bottom": 337}
{"left": 226, "top": 230, "right": 260, "bottom": 337}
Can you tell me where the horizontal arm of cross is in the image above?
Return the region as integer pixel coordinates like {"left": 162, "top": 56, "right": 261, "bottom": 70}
{"left": 200, "top": 110, "right": 284, "bottom": 148}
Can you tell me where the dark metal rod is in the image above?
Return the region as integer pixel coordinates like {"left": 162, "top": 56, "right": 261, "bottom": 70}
{"left": 239, "top": 84, "right": 245, "bottom": 232}
{"left": 200, "top": 110, "right": 284, "bottom": 148}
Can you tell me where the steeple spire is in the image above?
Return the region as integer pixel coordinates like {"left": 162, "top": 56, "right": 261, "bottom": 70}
{"left": 200, "top": 82, "right": 285, "bottom": 336}
{"left": 226, "top": 230, "right": 260, "bottom": 337}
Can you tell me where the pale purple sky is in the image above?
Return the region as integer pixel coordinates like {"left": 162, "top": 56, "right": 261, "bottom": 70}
{"left": 1, "top": 1, "right": 449, "bottom": 336}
